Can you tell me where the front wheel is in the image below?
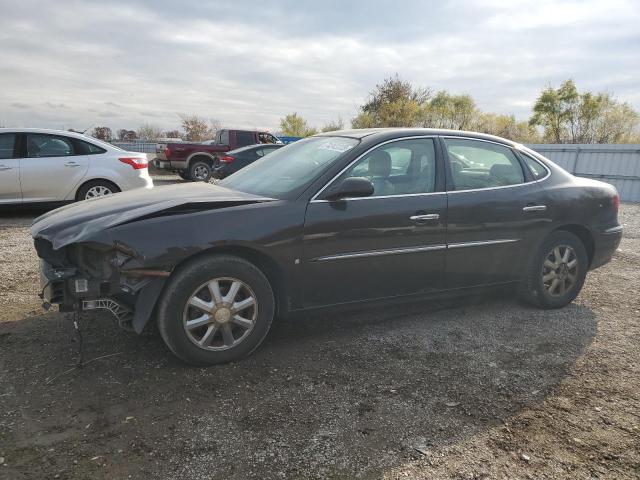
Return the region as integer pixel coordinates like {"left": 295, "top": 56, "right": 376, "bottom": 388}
{"left": 156, "top": 255, "right": 275, "bottom": 366}
{"left": 519, "top": 230, "right": 588, "bottom": 309}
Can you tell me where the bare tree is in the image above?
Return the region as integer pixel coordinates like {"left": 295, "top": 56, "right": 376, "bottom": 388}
{"left": 117, "top": 129, "right": 137, "bottom": 141}
{"left": 180, "top": 114, "right": 218, "bottom": 141}
{"left": 92, "top": 126, "right": 112, "bottom": 141}
{"left": 137, "top": 123, "right": 163, "bottom": 141}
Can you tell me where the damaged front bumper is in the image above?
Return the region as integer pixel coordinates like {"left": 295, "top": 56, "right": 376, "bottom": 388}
{"left": 37, "top": 240, "right": 169, "bottom": 333}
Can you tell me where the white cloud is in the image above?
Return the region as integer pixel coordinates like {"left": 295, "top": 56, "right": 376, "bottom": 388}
{"left": 0, "top": 0, "right": 638, "bottom": 131}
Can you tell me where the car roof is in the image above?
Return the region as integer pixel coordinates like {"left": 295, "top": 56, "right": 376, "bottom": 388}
{"left": 0, "top": 127, "right": 95, "bottom": 140}
{"left": 0, "top": 127, "right": 120, "bottom": 151}
{"left": 315, "top": 128, "right": 520, "bottom": 147}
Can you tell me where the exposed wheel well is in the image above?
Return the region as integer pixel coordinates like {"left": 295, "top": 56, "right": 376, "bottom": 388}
{"left": 75, "top": 178, "right": 120, "bottom": 201}
{"left": 172, "top": 246, "right": 289, "bottom": 316}
{"left": 188, "top": 154, "right": 215, "bottom": 168}
{"left": 554, "top": 224, "right": 595, "bottom": 266}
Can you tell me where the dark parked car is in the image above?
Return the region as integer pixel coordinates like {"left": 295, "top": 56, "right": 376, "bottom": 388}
{"left": 32, "top": 129, "right": 622, "bottom": 366}
{"left": 213, "top": 143, "right": 283, "bottom": 179}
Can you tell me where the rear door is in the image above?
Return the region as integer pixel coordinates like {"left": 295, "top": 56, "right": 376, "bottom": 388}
{"left": 20, "top": 133, "right": 89, "bottom": 202}
{"left": 0, "top": 133, "right": 22, "bottom": 204}
{"left": 442, "top": 136, "right": 550, "bottom": 288}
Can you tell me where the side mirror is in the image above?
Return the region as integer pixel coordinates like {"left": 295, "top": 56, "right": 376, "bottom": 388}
{"left": 323, "top": 177, "right": 374, "bottom": 200}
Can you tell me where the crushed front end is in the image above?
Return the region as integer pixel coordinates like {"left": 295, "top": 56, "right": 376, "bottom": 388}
{"left": 34, "top": 237, "right": 168, "bottom": 331}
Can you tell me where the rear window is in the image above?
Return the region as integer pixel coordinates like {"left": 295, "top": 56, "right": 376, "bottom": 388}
{"left": 236, "top": 131, "right": 255, "bottom": 147}
{"left": 74, "top": 139, "right": 106, "bottom": 155}
{"left": 521, "top": 153, "right": 548, "bottom": 179}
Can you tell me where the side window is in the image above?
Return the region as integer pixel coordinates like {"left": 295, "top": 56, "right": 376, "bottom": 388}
{"left": 217, "top": 130, "right": 230, "bottom": 145}
{"left": 236, "top": 131, "right": 255, "bottom": 147}
{"left": 521, "top": 153, "right": 547, "bottom": 180}
{"left": 0, "top": 133, "right": 17, "bottom": 159}
{"left": 76, "top": 139, "right": 106, "bottom": 155}
{"left": 444, "top": 138, "right": 524, "bottom": 191}
{"left": 26, "top": 134, "right": 74, "bottom": 158}
{"left": 338, "top": 138, "right": 437, "bottom": 197}
{"left": 259, "top": 133, "right": 277, "bottom": 144}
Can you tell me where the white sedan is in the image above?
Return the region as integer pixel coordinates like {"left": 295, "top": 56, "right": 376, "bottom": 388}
{"left": 0, "top": 128, "right": 153, "bottom": 204}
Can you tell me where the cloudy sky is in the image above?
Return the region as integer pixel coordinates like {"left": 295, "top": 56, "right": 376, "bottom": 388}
{"left": 1, "top": 0, "right": 638, "bottom": 132}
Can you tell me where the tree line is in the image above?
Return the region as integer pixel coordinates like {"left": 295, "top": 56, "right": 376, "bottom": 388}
{"left": 90, "top": 114, "right": 222, "bottom": 143}
{"left": 279, "top": 76, "right": 640, "bottom": 144}
{"left": 89, "top": 76, "right": 639, "bottom": 144}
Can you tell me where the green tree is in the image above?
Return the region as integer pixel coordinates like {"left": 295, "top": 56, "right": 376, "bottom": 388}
{"left": 529, "top": 80, "right": 639, "bottom": 143}
{"left": 279, "top": 113, "right": 317, "bottom": 137}
{"left": 353, "top": 75, "right": 430, "bottom": 127}
{"left": 321, "top": 117, "right": 345, "bottom": 132}
{"left": 473, "top": 113, "right": 540, "bottom": 143}
{"left": 421, "top": 91, "right": 477, "bottom": 130}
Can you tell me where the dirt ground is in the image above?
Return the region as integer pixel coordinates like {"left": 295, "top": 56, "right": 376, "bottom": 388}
{"left": 0, "top": 197, "right": 638, "bottom": 479}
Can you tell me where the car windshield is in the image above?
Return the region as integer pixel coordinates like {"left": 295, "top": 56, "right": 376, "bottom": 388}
{"left": 220, "top": 136, "right": 359, "bottom": 199}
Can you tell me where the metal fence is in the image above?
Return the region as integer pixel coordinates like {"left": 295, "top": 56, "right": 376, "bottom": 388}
{"left": 112, "top": 141, "right": 157, "bottom": 153}
{"left": 526, "top": 144, "right": 640, "bottom": 202}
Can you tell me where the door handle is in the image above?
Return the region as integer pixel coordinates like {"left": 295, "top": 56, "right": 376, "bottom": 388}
{"left": 0, "top": 165, "right": 12, "bottom": 171}
{"left": 522, "top": 205, "right": 547, "bottom": 212}
{"left": 410, "top": 213, "right": 440, "bottom": 222}
{"left": 64, "top": 161, "right": 81, "bottom": 167}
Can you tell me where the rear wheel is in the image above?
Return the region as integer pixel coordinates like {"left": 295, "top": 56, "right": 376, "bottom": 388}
{"left": 189, "top": 160, "right": 212, "bottom": 182}
{"left": 156, "top": 255, "right": 275, "bottom": 366}
{"left": 519, "top": 230, "right": 588, "bottom": 309}
{"left": 76, "top": 180, "right": 120, "bottom": 201}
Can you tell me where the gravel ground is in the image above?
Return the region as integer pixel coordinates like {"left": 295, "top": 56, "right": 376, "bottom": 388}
{"left": 0, "top": 199, "right": 638, "bottom": 479}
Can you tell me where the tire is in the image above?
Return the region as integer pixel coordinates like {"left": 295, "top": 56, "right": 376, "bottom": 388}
{"left": 76, "top": 180, "right": 120, "bottom": 201}
{"left": 178, "top": 171, "right": 192, "bottom": 181}
{"left": 189, "top": 160, "right": 212, "bottom": 182}
{"left": 156, "top": 255, "right": 275, "bottom": 366}
{"left": 519, "top": 230, "right": 588, "bottom": 309}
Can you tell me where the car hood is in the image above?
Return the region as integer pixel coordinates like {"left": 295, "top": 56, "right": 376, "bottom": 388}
{"left": 32, "top": 183, "right": 274, "bottom": 250}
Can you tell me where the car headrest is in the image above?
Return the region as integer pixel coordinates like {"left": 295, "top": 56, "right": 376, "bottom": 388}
{"left": 368, "top": 150, "right": 392, "bottom": 177}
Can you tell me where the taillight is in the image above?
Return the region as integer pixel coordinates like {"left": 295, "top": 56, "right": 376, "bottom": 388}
{"left": 164, "top": 147, "right": 171, "bottom": 157}
{"left": 219, "top": 155, "right": 235, "bottom": 163}
{"left": 613, "top": 194, "right": 620, "bottom": 213}
{"left": 119, "top": 157, "right": 148, "bottom": 169}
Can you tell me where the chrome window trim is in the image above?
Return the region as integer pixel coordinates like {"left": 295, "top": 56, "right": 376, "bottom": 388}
{"left": 310, "top": 135, "right": 439, "bottom": 203}
{"left": 312, "top": 238, "right": 519, "bottom": 262}
{"left": 442, "top": 136, "right": 551, "bottom": 194}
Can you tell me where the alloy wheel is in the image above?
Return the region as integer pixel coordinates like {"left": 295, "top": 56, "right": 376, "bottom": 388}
{"left": 193, "top": 165, "right": 209, "bottom": 181}
{"left": 542, "top": 245, "right": 578, "bottom": 297}
{"left": 182, "top": 277, "right": 258, "bottom": 351}
{"left": 85, "top": 185, "right": 113, "bottom": 199}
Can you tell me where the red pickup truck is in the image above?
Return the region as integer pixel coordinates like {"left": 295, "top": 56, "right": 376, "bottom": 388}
{"left": 154, "top": 129, "right": 281, "bottom": 181}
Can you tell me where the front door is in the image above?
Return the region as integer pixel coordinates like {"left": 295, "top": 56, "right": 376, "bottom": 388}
{"left": 0, "top": 132, "right": 22, "bottom": 204}
{"left": 20, "top": 133, "right": 89, "bottom": 202}
{"left": 442, "top": 136, "right": 551, "bottom": 288}
{"left": 302, "top": 137, "right": 447, "bottom": 307}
